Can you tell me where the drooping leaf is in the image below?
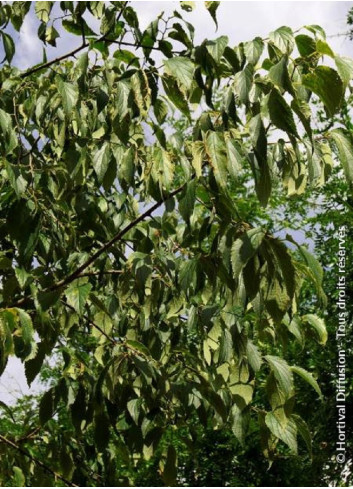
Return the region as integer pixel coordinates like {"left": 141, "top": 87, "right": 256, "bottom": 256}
{"left": 179, "top": 179, "right": 196, "bottom": 224}
{"left": 331, "top": 129, "right": 353, "bottom": 187}
{"left": 205, "top": 131, "right": 228, "bottom": 188}
{"left": 39, "top": 388, "right": 55, "bottom": 425}
{"left": 302, "top": 66, "right": 344, "bottom": 117}
{"left": 292, "top": 414, "right": 312, "bottom": 458}
{"left": 302, "top": 314, "right": 327, "bottom": 345}
{"left": 1, "top": 32, "right": 15, "bottom": 63}
{"left": 335, "top": 55, "right": 353, "bottom": 87}
{"left": 93, "top": 142, "right": 111, "bottom": 183}
{"left": 268, "top": 89, "right": 298, "bottom": 136}
{"left": 56, "top": 77, "right": 79, "bottom": 116}
{"left": 291, "top": 365, "right": 322, "bottom": 398}
{"left": 265, "top": 412, "right": 298, "bottom": 453}
{"left": 246, "top": 341, "right": 262, "bottom": 372}
{"left": 265, "top": 355, "right": 293, "bottom": 397}
{"left": 205, "top": 1, "right": 220, "bottom": 28}
{"left": 268, "top": 56, "right": 293, "bottom": 94}
{"left": 233, "top": 65, "right": 253, "bottom": 104}
{"left": 231, "top": 227, "right": 265, "bottom": 279}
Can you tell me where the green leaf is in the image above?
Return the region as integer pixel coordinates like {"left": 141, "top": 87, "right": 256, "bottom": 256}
{"left": 233, "top": 65, "right": 253, "bottom": 104}
{"left": 16, "top": 308, "right": 32, "bottom": 341}
{"left": 298, "top": 244, "right": 324, "bottom": 289}
{"left": 25, "top": 342, "right": 46, "bottom": 386}
{"left": 302, "top": 66, "right": 344, "bottom": 117}
{"left": 39, "top": 388, "right": 55, "bottom": 425}
{"left": 181, "top": 1, "right": 195, "bottom": 12}
{"left": 131, "top": 70, "right": 151, "bottom": 116}
{"left": 56, "top": 77, "right": 79, "bottom": 116}
{"left": 206, "top": 35, "right": 229, "bottom": 63}
{"left": 265, "top": 412, "right": 297, "bottom": 453}
{"left": 219, "top": 328, "right": 232, "bottom": 363}
{"left": 127, "top": 398, "right": 142, "bottom": 424}
{"left": 205, "top": 131, "right": 228, "bottom": 188}
{"left": 15, "top": 268, "right": 30, "bottom": 289}
{"left": 65, "top": 280, "right": 92, "bottom": 315}
{"left": 12, "top": 467, "right": 25, "bottom": 486}
{"left": 265, "top": 355, "right": 293, "bottom": 397}
{"left": 231, "top": 227, "right": 265, "bottom": 279}
{"left": 62, "top": 18, "right": 96, "bottom": 37}
{"left": 291, "top": 99, "right": 312, "bottom": 142}
{"left": 94, "top": 411, "right": 110, "bottom": 452}
{"left": 35, "top": 1, "right": 53, "bottom": 22}
{"left": 304, "top": 24, "right": 326, "bottom": 39}
{"left": 154, "top": 98, "right": 168, "bottom": 124}
{"left": 295, "top": 34, "right": 316, "bottom": 57}
{"left": 225, "top": 139, "right": 243, "bottom": 178}
{"left": 126, "top": 339, "right": 151, "bottom": 357}
{"left": 93, "top": 142, "right": 111, "bottom": 183}
{"left": 268, "top": 56, "right": 293, "bottom": 94}
{"left": 162, "top": 75, "right": 190, "bottom": 116}
{"left": 246, "top": 341, "right": 262, "bottom": 373}
{"left": 152, "top": 146, "right": 174, "bottom": 192}
{"left": 164, "top": 56, "right": 195, "bottom": 91}
{"left": 244, "top": 37, "right": 264, "bottom": 65}
{"left": 291, "top": 366, "right": 322, "bottom": 398}
{"left": 292, "top": 414, "right": 312, "bottom": 458}
{"left": 268, "top": 89, "right": 298, "bottom": 136}
{"left": 4, "top": 161, "right": 27, "bottom": 196}
{"left": 249, "top": 114, "right": 267, "bottom": 162}
{"left": 335, "top": 56, "right": 353, "bottom": 87}
{"left": 331, "top": 129, "right": 353, "bottom": 186}
{"left": 2, "top": 32, "right": 15, "bottom": 63}
{"left": 179, "top": 179, "right": 196, "bottom": 223}
{"left": 302, "top": 314, "right": 327, "bottom": 345}
{"left": 0, "top": 109, "right": 18, "bottom": 153}
{"left": 316, "top": 39, "right": 334, "bottom": 58}
{"left": 205, "top": 1, "right": 220, "bottom": 29}
{"left": 45, "top": 25, "right": 60, "bottom": 46}
{"left": 231, "top": 405, "right": 249, "bottom": 444}
{"left": 269, "top": 26, "right": 294, "bottom": 53}
{"left": 37, "top": 289, "right": 63, "bottom": 311}
{"left": 268, "top": 238, "right": 296, "bottom": 299}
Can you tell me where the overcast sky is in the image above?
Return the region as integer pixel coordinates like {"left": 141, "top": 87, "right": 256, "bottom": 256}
{"left": 1, "top": 1, "right": 352, "bottom": 404}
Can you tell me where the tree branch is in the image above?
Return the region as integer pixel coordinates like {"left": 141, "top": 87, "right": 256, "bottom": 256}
{"left": 48, "top": 182, "right": 187, "bottom": 293}
{"left": 20, "top": 43, "right": 87, "bottom": 79}
{"left": 0, "top": 434, "right": 78, "bottom": 487}
{"left": 20, "top": 2, "right": 130, "bottom": 79}
{"left": 7, "top": 168, "right": 203, "bottom": 310}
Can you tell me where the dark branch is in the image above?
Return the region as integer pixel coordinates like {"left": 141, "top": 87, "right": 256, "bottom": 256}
{"left": 0, "top": 434, "right": 78, "bottom": 487}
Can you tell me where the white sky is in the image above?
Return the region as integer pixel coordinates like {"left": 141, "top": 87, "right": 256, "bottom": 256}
{"left": 1, "top": 1, "right": 352, "bottom": 404}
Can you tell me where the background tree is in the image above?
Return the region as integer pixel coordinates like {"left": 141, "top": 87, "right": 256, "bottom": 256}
{"left": 0, "top": 1, "right": 352, "bottom": 486}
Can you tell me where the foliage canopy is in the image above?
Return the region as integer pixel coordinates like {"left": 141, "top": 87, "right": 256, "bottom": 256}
{"left": 0, "top": 1, "right": 352, "bottom": 485}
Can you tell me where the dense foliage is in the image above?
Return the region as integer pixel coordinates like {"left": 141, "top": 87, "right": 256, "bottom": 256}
{"left": 0, "top": 2, "right": 352, "bottom": 486}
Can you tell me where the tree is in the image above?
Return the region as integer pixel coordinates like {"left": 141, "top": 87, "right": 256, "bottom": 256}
{"left": 0, "top": 2, "right": 352, "bottom": 485}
